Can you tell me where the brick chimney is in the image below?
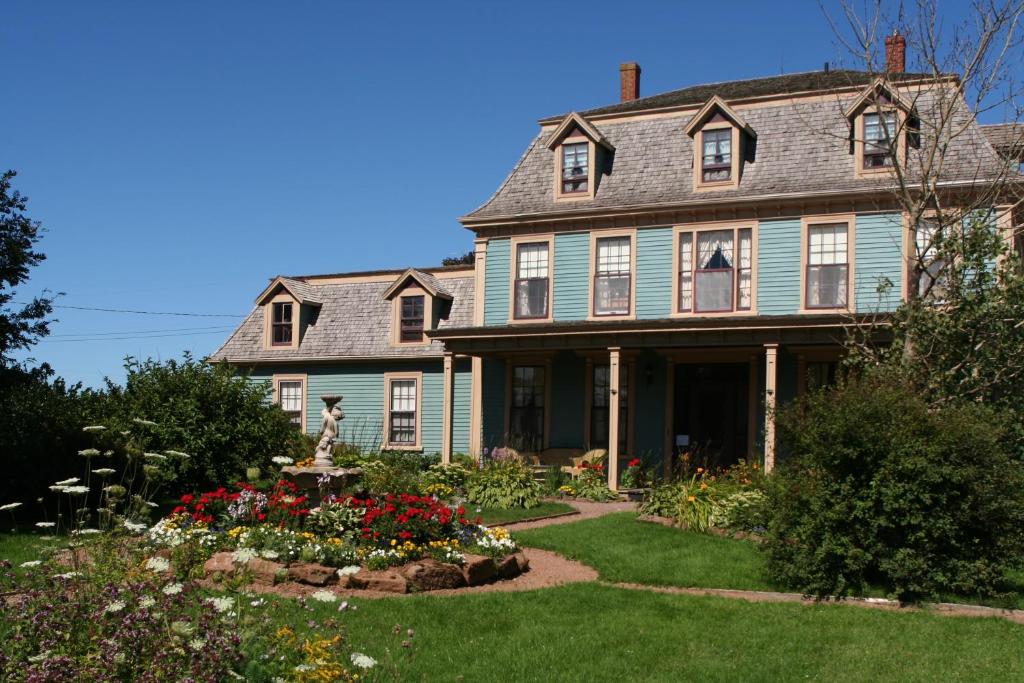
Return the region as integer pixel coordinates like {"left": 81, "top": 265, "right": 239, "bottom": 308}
{"left": 620, "top": 62, "right": 641, "bottom": 102}
{"left": 885, "top": 30, "right": 906, "bottom": 73}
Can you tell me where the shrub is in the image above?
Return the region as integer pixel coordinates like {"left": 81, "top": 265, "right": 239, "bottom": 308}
{"left": 361, "top": 460, "right": 422, "bottom": 496}
{"left": 422, "top": 462, "right": 471, "bottom": 490}
{"left": 711, "top": 489, "right": 768, "bottom": 532}
{"left": 767, "top": 374, "right": 1024, "bottom": 603}
{"left": 465, "top": 460, "right": 540, "bottom": 509}
{"left": 573, "top": 465, "right": 617, "bottom": 502}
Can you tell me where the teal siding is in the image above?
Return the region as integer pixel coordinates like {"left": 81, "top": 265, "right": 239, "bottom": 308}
{"left": 481, "top": 358, "right": 506, "bottom": 449}
{"left": 757, "top": 219, "right": 802, "bottom": 315}
{"left": 855, "top": 213, "right": 903, "bottom": 312}
{"left": 549, "top": 352, "right": 585, "bottom": 447}
{"left": 484, "top": 238, "right": 510, "bottom": 325}
{"left": 553, "top": 232, "right": 590, "bottom": 321}
{"left": 636, "top": 227, "right": 673, "bottom": 319}
{"left": 633, "top": 350, "right": 666, "bottom": 464}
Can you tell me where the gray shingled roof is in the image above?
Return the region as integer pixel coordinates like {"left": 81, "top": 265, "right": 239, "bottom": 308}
{"left": 465, "top": 83, "right": 1007, "bottom": 221}
{"left": 211, "top": 276, "right": 474, "bottom": 363}
{"left": 981, "top": 123, "right": 1024, "bottom": 161}
{"left": 276, "top": 277, "right": 323, "bottom": 305}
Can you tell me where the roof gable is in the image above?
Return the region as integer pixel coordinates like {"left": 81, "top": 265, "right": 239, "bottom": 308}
{"left": 255, "top": 277, "right": 323, "bottom": 306}
{"left": 683, "top": 95, "right": 756, "bottom": 138}
{"left": 843, "top": 77, "right": 914, "bottom": 119}
{"left": 382, "top": 269, "right": 454, "bottom": 301}
{"left": 545, "top": 112, "right": 614, "bottom": 151}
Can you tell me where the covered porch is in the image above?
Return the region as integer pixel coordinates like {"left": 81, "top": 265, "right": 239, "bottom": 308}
{"left": 432, "top": 316, "right": 856, "bottom": 490}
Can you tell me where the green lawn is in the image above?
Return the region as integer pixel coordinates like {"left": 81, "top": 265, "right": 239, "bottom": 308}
{"left": 290, "top": 583, "right": 1024, "bottom": 682}
{"left": 0, "top": 533, "right": 64, "bottom": 571}
{"left": 515, "top": 512, "right": 777, "bottom": 591}
{"left": 474, "top": 501, "right": 576, "bottom": 526}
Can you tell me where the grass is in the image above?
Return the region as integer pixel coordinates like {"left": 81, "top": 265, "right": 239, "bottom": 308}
{"left": 287, "top": 582, "right": 1024, "bottom": 682}
{"left": 474, "top": 501, "right": 575, "bottom": 526}
{"left": 515, "top": 512, "right": 777, "bottom": 591}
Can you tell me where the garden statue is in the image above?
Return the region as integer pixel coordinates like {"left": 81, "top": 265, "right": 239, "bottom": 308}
{"left": 313, "top": 395, "right": 344, "bottom": 467}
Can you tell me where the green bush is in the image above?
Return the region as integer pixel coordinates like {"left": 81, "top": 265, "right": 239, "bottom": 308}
{"left": 95, "top": 355, "right": 304, "bottom": 493}
{"left": 767, "top": 374, "right": 1024, "bottom": 603}
{"left": 573, "top": 467, "right": 617, "bottom": 502}
{"left": 360, "top": 460, "right": 422, "bottom": 496}
{"left": 711, "top": 490, "right": 768, "bottom": 532}
{"left": 466, "top": 460, "right": 540, "bottom": 509}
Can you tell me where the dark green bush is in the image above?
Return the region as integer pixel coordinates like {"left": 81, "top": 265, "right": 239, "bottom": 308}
{"left": 766, "top": 374, "right": 1024, "bottom": 603}
{"left": 466, "top": 459, "right": 540, "bottom": 509}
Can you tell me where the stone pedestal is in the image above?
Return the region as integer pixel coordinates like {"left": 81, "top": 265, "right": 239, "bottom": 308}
{"left": 280, "top": 466, "right": 363, "bottom": 505}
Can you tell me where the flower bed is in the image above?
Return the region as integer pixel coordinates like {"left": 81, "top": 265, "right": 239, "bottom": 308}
{"left": 146, "top": 481, "right": 528, "bottom": 594}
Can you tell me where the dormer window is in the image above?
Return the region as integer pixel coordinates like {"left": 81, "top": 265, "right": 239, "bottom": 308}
{"left": 271, "top": 302, "right": 293, "bottom": 346}
{"left": 400, "top": 295, "right": 425, "bottom": 342}
{"left": 562, "top": 142, "right": 589, "bottom": 193}
{"left": 701, "top": 129, "right": 732, "bottom": 182}
{"left": 863, "top": 112, "right": 897, "bottom": 168}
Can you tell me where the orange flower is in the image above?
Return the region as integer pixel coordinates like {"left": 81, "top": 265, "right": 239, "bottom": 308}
{"left": 700, "top": 482, "right": 708, "bottom": 490}
{"left": 696, "top": 467, "right": 704, "bottom": 474}
{"left": 687, "top": 495, "right": 696, "bottom": 502}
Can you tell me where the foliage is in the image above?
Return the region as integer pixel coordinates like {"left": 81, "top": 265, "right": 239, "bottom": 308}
{"left": 767, "top": 374, "right": 1024, "bottom": 603}
{"left": 619, "top": 457, "right": 648, "bottom": 489}
{"left": 572, "top": 464, "right": 617, "bottom": 501}
{"left": 641, "top": 461, "right": 765, "bottom": 532}
{"left": 465, "top": 459, "right": 540, "bottom": 509}
{"left": 173, "top": 480, "right": 311, "bottom": 530}
{"left": 361, "top": 460, "right": 423, "bottom": 496}
{"left": 307, "top": 499, "right": 365, "bottom": 540}
{"left": 710, "top": 489, "right": 768, "bottom": 533}
{"left": 422, "top": 462, "right": 471, "bottom": 490}
{"left": 441, "top": 250, "right": 475, "bottom": 266}
{"left": 94, "top": 355, "right": 304, "bottom": 493}
{"left": 541, "top": 466, "right": 570, "bottom": 495}
{"left": 0, "top": 170, "right": 53, "bottom": 367}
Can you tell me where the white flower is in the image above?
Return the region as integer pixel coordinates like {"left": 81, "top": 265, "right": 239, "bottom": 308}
{"left": 337, "top": 565, "right": 361, "bottom": 577}
{"left": 350, "top": 653, "right": 377, "bottom": 669}
{"left": 63, "top": 486, "right": 90, "bottom": 495}
{"left": 78, "top": 448, "right": 101, "bottom": 457}
{"left": 206, "top": 596, "right": 234, "bottom": 613}
{"left": 133, "top": 418, "right": 158, "bottom": 427}
{"left": 249, "top": 598, "right": 266, "bottom": 607}
{"left": 123, "top": 521, "right": 147, "bottom": 534}
{"left": 145, "top": 501, "right": 158, "bottom": 508}
{"left": 71, "top": 528, "right": 101, "bottom": 535}
{"left": 52, "top": 571, "right": 81, "bottom": 579}
{"left": 310, "top": 590, "right": 337, "bottom": 603}
{"left": 92, "top": 468, "right": 116, "bottom": 476}
{"left": 232, "top": 548, "right": 258, "bottom": 565}
{"left": 144, "top": 452, "right": 167, "bottom": 461}
{"left": 20, "top": 560, "right": 41, "bottom": 568}
{"left": 83, "top": 425, "right": 107, "bottom": 433}
{"left": 162, "top": 582, "right": 184, "bottom": 596}
{"left": 0, "top": 502, "right": 22, "bottom": 511}
{"left": 55, "top": 478, "right": 79, "bottom": 486}
{"left": 139, "top": 596, "right": 156, "bottom": 609}
{"left": 259, "top": 549, "right": 280, "bottom": 560}
{"left": 271, "top": 456, "right": 294, "bottom": 466}
{"left": 164, "top": 450, "right": 191, "bottom": 459}
{"left": 49, "top": 486, "right": 66, "bottom": 492}
{"left": 189, "top": 638, "right": 206, "bottom": 651}
{"left": 104, "top": 600, "right": 126, "bottom": 613}
{"left": 294, "top": 664, "right": 314, "bottom": 673}
{"left": 145, "top": 556, "right": 171, "bottom": 573}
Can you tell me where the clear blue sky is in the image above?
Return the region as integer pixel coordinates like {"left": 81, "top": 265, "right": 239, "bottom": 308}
{"left": 2, "top": 1, "right": 992, "bottom": 386}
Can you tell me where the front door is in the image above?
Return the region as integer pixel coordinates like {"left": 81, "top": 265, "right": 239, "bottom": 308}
{"left": 673, "top": 363, "right": 749, "bottom": 469}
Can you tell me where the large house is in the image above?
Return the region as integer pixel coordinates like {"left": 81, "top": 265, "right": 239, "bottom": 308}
{"left": 212, "top": 35, "right": 1021, "bottom": 489}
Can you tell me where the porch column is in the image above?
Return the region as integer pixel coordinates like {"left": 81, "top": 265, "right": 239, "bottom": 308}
{"left": 608, "top": 347, "right": 621, "bottom": 491}
{"left": 469, "top": 357, "right": 483, "bottom": 459}
{"left": 442, "top": 352, "right": 454, "bottom": 464}
{"left": 763, "top": 344, "right": 778, "bottom": 473}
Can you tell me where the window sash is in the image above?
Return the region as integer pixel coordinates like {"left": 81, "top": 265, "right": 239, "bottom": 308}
{"left": 701, "top": 129, "right": 732, "bottom": 181}
{"left": 388, "top": 379, "right": 418, "bottom": 445}
{"left": 679, "top": 228, "right": 752, "bottom": 313}
{"left": 271, "top": 302, "right": 293, "bottom": 345}
{"left": 514, "top": 243, "right": 550, "bottom": 319}
{"left": 806, "top": 223, "right": 849, "bottom": 308}
{"left": 399, "top": 296, "right": 425, "bottom": 343}
{"left": 594, "top": 237, "right": 631, "bottom": 316}
{"left": 562, "top": 142, "right": 589, "bottom": 193}
{"left": 277, "top": 380, "right": 303, "bottom": 428}
{"left": 863, "top": 112, "right": 896, "bottom": 167}
{"left": 510, "top": 366, "right": 545, "bottom": 449}
{"left": 915, "top": 218, "right": 950, "bottom": 300}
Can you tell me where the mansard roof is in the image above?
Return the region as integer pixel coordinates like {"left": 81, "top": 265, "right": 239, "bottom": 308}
{"left": 463, "top": 71, "right": 1006, "bottom": 224}
{"left": 981, "top": 123, "right": 1024, "bottom": 162}
{"left": 211, "top": 273, "right": 474, "bottom": 363}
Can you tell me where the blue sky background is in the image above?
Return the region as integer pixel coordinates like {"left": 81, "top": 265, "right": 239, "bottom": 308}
{"left": 2, "top": 1, "right": 999, "bottom": 386}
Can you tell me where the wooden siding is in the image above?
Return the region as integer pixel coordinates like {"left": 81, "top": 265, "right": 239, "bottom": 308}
{"left": 553, "top": 232, "right": 591, "bottom": 321}
{"left": 757, "top": 218, "right": 802, "bottom": 315}
{"left": 480, "top": 357, "right": 506, "bottom": 449}
{"left": 484, "top": 238, "right": 511, "bottom": 325}
{"left": 636, "top": 227, "right": 674, "bottom": 319}
{"left": 855, "top": 212, "right": 903, "bottom": 312}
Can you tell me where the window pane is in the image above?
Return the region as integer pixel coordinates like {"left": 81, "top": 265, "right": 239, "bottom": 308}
{"left": 915, "top": 218, "right": 949, "bottom": 299}
{"left": 696, "top": 270, "right": 733, "bottom": 311}
{"left": 595, "top": 274, "right": 631, "bottom": 315}
{"left": 596, "top": 237, "right": 631, "bottom": 274}
{"left": 808, "top": 224, "right": 847, "bottom": 266}
{"left": 590, "top": 365, "right": 628, "bottom": 450}
{"left": 515, "top": 278, "right": 548, "bottom": 318}
{"left": 273, "top": 302, "right": 292, "bottom": 324}
{"left": 389, "top": 379, "right": 417, "bottom": 445}
{"left": 400, "top": 295, "right": 425, "bottom": 342}
{"left": 562, "top": 142, "right": 589, "bottom": 193}
{"left": 701, "top": 128, "right": 732, "bottom": 181}
{"left": 279, "top": 381, "right": 302, "bottom": 412}
{"left": 517, "top": 243, "right": 549, "bottom": 279}
{"left": 737, "top": 228, "right": 752, "bottom": 310}
{"left": 697, "top": 231, "right": 734, "bottom": 269}
{"left": 678, "top": 233, "right": 693, "bottom": 312}
{"left": 807, "top": 264, "right": 848, "bottom": 307}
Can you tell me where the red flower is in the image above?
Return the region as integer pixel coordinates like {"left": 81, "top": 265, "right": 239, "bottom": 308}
{"left": 180, "top": 494, "right": 194, "bottom": 505}
{"left": 399, "top": 531, "right": 413, "bottom": 540}
{"left": 172, "top": 506, "right": 186, "bottom": 515}
{"left": 628, "top": 458, "right": 641, "bottom": 468}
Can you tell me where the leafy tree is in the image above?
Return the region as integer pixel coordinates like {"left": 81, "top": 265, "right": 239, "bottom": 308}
{"left": 0, "top": 170, "right": 53, "bottom": 367}
{"left": 441, "top": 250, "right": 475, "bottom": 266}
{"left": 95, "top": 354, "right": 305, "bottom": 493}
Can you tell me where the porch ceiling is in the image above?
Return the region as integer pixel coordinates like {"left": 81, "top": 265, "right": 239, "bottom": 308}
{"left": 429, "top": 314, "right": 890, "bottom": 355}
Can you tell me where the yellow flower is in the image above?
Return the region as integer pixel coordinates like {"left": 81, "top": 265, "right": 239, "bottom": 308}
{"left": 687, "top": 495, "right": 696, "bottom": 502}
{"left": 699, "top": 482, "right": 708, "bottom": 490}
{"left": 696, "top": 467, "right": 704, "bottom": 474}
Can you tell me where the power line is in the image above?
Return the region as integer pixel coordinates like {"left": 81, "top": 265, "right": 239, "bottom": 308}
{"left": 49, "top": 324, "right": 234, "bottom": 338}
{"left": 12, "top": 301, "right": 246, "bottom": 318}
{"left": 37, "top": 329, "right": 236, "bottom": 343}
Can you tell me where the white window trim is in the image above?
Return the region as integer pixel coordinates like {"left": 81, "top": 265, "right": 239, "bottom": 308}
{"left": 588, "top": 229, "right": 637, "bottom": 321}
{"left": 272, "top": 373, "right": 307, "bottom": 432}
{"left": 383, "top": 371, "right": 423, "bottom": 451}
{"left": 800, "top": 214, "right": 857, "bottom": 313}
{"left": 508, "top": 235, "right": 555, "bottom": 323}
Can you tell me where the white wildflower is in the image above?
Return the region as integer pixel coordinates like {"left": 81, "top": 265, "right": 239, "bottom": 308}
{"left": 350, "top": 653, "right": 377, "bottom": 670}
{"left": 139, "top": 596, "right": 156, "bottom": 609}
{"left": 164, "top": 450, "right": 191, "bottom": 459}
{"left": 55, "top": 477, "right": 80, "bottom": 486}
{"left": 259, "top": 549, "right": 280, "bottom": 560}
{"left": 271, "top": 456, "right": 294, "bottom": 466}
{"left": 49, "top": 486, "right": 66, "bottom": 492}
{"left": 133, "top": 418, "right": 158, "bottom": 427}
{"left": 103, "top": 450, "right": 114, "bottom": 457}
{"left": 63, "top": 486, "right": 90, "bottom": 495}
{"left": 53, "top": 571, "right": 81, "bottom": 579}
{"left": 144, "top": 452, "right": 167, "bottom": 461}
{"left": 104, "top": 600, "right": 126, "bottom": 614}
{"left": 162, "top": 582, "right": 184, "bottom": 596}
{"left": 189, "top": 638, "right": 206, "bottom": 652}
{"left": 78, "top": 448, "right": 101, "bottom": 457}
{"left": 20, "top": 560, "right": 41, "bottom": 568}
{"left": 249, "top": 598, "right": 266, "bottom": 607}
{"left": 82, "top": 425, "right": 107, "bottom": 433}
{"left": 71, "top": 528, "right": 101, "bottom": 535}
{"left": 145, "top": 501, "right": 158, "bottom": 508}
{"left": 206, "top": 596, "right": 234, "bottom": 613}
{"left": 337, "top": 565, "right": 361, "bottom": 577}
{"left": 231, "top": 548, "right": 257, "bottom": 565}
{"left": 123, "top": 521, "right": 147, "bottom": 534}
{"left": 0, "top": 502, "right": 22, "bottom": 511}
{"left": 92, "top": 468, "right": 116, "bottom": 476}
{"left": 310, "top": 590, "right": 337, "bottom": 603}
{"left": 294, "top": 664, "right": 314, "bottom": 673}
{"left": 145, "top": 556, "right": 171, "bottom": 573}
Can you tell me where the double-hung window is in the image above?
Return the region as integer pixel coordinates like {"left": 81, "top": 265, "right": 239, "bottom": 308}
{"left": 915, "top": 217, "right": 950, "bottom": 300}
{"left": 701, "top": 128, "right": 732, "bottom": 182}
{"left": 806, "top": 223, "right": 849, "bottom": 308}
{"left": 594, "top": 236, "right": 632, "bottom": 316}
{"left": 399, "top": 295, "right": 425, "bottom": 343}
{"left": 509, "top": 366, "right": 545, "bottom": 451}
{"left": 514, "top": 242, "right": 550, "bottom": 319}
{"left": 562, "top": 142, "right": 589, "bottom": 194}
{"left": 678, "top": 228, "right": 752, "bottom": 313}
{"left": 590, "top": 365, "right": 628, "bottom": 451}
{"left": 863, "top": 112, "right": 897, "bottom": 168}
{"left": 277, "top": 379, "right": 304, "bottom": 429}
{"left": 271, "top": 302, "right": 293, "bottom": 346}
{"left": 387, "top": 378, "right": 418, "bottom": 447}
